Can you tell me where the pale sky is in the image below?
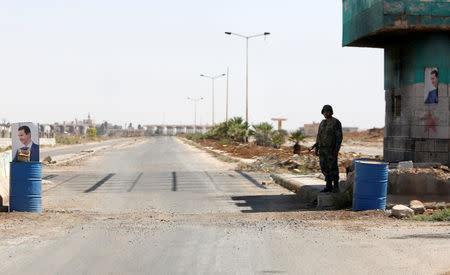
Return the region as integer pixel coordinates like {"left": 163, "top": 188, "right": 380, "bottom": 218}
{"left": 0, "top": 0, "right": 385, "bottom": 130}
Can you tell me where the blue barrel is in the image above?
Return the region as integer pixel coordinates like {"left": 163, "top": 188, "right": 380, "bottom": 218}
{"left": 353, "top": 160, "right": 388, "bottom": 211}
{"left": 9, "top": 162, "right": 42, "bottom": 212}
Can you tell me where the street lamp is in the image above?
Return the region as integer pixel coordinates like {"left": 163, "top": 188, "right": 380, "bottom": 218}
{"left": 200, "top": 73, "right": 226, "bottom": 126}
{"left": 187, "top": 97, "right": 203, "bottom": 133}
{"left": 225, "top": 31, "right": 270, "bottom": 140}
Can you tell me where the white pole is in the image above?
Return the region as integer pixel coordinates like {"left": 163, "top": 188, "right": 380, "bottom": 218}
{"left": 226, "top": 66, "right": 229, "bottom": 122}
{"left": 212, "top": 78, "right": 215, "bottom": 126}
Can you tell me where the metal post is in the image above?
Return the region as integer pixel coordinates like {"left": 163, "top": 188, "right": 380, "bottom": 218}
{"left": 212, "top": 78, "right": 215, "bottom": 126}
{"left": 194, "top": 100, "right": 197, "bottom": 133}
{"left": 226, "top": 66, "right": 229, "bottom": 122}
{"left": 246, "top": 38, "right": 249, "bottom": 128}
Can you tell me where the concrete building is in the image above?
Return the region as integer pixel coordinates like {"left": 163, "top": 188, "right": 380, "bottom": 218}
{"left": 304, "top": 123, "right": 320, "bottom": 137}
{"left": 343, "top": 0, "right": 449, "bottom": 165}
{"left": 304, "top": 123, "right": 358, "bottom": 137}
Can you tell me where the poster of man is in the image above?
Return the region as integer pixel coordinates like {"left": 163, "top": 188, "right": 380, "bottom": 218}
{"left": 424, "top": 67, "right": 438, "bottom": 104}
{"left": 12, "top": 122, "right": 39, "bottom": 162}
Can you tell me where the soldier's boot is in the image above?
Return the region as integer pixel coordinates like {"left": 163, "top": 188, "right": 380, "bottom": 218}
{"left": 332, "top": 181, "right": 340, "bottom": 193}
{"left": 320, "top": 181, "right": 333, "bottom": 193}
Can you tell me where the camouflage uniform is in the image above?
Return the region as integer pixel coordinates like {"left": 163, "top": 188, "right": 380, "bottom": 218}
{"left": 314, "top": 117, "right": 342, "bottom": 183}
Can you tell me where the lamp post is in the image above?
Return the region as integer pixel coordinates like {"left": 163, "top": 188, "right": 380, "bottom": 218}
{"left": 225, "top": 31, "right": 270, "bottom": 141}
{"left": 226, "top": 67, "right": 229, "bottom": 122}
{"left": 187, "top": 97, "right": 203, "bottom": 133}
{"left": 200, "top": 73, "right": 226, "bottom": 126}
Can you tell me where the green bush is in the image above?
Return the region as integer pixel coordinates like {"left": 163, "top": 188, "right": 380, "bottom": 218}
{"left": 186, "top": 133, "right": 204, "bottom": 141}
{"left": 203, "top": 117, "right": 247, "bottom": 143}
{"left": 289, "top": 129, "right": 306, "bottom": 144}
{"left": 88, "top": 128, "right": 97, "bottom": 138}
{"left": 252, "top": 122, "right": 273, "bottom": 146}
{"left": 270, "top": 130, "right": 285, "bottom": 148}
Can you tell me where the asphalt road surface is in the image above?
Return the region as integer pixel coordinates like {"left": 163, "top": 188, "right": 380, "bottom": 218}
{"left": 1, "top": 137, "right": 449, "bottom": 274}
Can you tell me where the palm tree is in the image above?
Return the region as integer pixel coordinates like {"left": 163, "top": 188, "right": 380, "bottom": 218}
{"left": 289, "top": 129, "right": 306, "bottom": 154}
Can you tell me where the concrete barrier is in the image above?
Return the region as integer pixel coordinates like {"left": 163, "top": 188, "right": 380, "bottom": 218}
{"left": 0, "top": 151, "right": 11, "bottom": 205}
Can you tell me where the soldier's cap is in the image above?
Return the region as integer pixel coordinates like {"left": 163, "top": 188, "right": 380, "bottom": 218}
{"left": 321, "top": 105, "right": 333, "bottom": 115}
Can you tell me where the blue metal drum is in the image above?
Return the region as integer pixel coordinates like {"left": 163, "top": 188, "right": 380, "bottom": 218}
{"left": 9, "top": 162, "right": 42, "bottom": 212}
{"left": 353, "top": 160, "right": 388, "bottom": 211}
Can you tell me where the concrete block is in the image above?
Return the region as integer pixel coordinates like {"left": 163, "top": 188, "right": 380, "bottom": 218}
{"left": 425, "top": 100, "right": 449, "bottom": 113}
{"left": 317, "top": 193, "right": 334, "bottom": 208}
{"left": 429, "top": 152, "right": 448, "bottom": 166}
{"left": 435, "top": 140, "right": 449, "bottom": 152}
{"left": 396, "top": 173, "right": 413, "bottom": 194}
{"left": 411, "top": 125, "right": 429, "bottom": 139}
{"left": 448, "top": 150, "right": 450, "bottom": 166}
{"left": 429, "top": 126, "right": 448, "bottom": 139}
{"left": 414, "top": 140, "right": 433, "bottom": 152}
{"left": 413, "top": 83, "right": 425, "bottom": 98}
{"left": 414, "top": 110, "right": 428, "bottom": 126}
{"left": 389, "top": 126, "right": 402, "bottom": 137}
{"left": 387, "top": 171, "right": 398, "bottom": 194}
{"left": 412, "top": 173, "right": 428, "bottom": 194}
{"left": 438, "top": 83, "right": 448, "bottom": 97}
{"left": 414, "top": 152, "right": 431, "bottom": 163}
{"left": 425, "top": 176, "right": 439, "bottom": 194}
{"left": 436, "top": 179, "right": 449, "bottom": 197}
{"left": 412, "top": 96, "right": 427, "bottom": 108}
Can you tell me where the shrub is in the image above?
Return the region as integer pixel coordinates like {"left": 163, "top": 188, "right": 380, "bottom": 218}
{"left": 289, "top": 129, "right": 306, "bottom": 144}
{"left": 186, "top": 133, "right": 204, "bottom": 141}
{"left": 252, "top": 122, "right": 273, "bottom": 146}
{"left": 204, "top": 117, "right": 247, "bottom": 143}
{"left": 88, "top": 128, "right": 97, "bottom": 138}
{"left": 270, "top": 130, "right": 285, "bottom": 149}
{"left": 289, "top": 128, "right": 306, "bottom": 154}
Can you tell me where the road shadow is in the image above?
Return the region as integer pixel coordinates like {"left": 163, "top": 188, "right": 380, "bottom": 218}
{"left": 231, "top": 194, "right": 313, "bottom": 213}
{"left": 127, "top": 172, "right": 143, "bottom": 192}
{"left": 235, "top": 170, "right": 267, "bottom": 189}
{"left": 390, "top": 233, "right": 450, "bottom": 240}
{"left": 84, "top": 173, "right": 116, "bottom": 193}
{"left": 172, "top": 171, "right": 177, "bottom": 191}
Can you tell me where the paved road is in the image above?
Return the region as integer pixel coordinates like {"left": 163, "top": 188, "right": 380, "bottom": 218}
{"left": 1, "top": 137, "right": 449, "bottom": 274}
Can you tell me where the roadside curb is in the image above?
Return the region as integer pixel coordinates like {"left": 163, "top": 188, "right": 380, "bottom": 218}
{"left": 270, "top": 173, "right": 323, "bottom": 202}
{"left": 45, "top": 145, "right": 108, "bottom": 166}
{"left": 177, "top": 137, "right": 244, "bottom": 164}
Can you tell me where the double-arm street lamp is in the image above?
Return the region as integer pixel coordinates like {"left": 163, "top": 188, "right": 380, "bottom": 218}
{"left": 200, "top": 73, "right": 226, "bottom": 126}
{"left": 225, "top": 32, "right": 270, "bottom": 140}
{"left": 187, "top": 97, "right": 203, "bottom": 133}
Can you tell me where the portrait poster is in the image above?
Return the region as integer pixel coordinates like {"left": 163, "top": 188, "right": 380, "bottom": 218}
{"left": 424, "top": 67, "right": 438, "bottom": 104}
{"left": 11, "top": 122, "right": 40, "bottom": 162}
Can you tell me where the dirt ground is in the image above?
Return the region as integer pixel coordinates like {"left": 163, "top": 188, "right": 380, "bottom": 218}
{"left": 195, "top": 138, "right": 377, "bottom": 174}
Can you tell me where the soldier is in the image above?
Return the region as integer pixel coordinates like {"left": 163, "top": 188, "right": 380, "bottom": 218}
{"left": 310, "top": 105, "right": 343, "bottom": 193}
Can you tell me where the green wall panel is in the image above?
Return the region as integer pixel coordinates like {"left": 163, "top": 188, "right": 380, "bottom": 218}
{"left": 384, "top": 33, "right": 449, "bottom": 88}
{"left": 343, "top": 0, "right": 450, "bottom": 47}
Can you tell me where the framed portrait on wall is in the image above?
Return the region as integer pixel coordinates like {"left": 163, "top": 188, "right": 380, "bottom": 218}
{"left": 424, "top": 67, "right": 438, "bottom": 104}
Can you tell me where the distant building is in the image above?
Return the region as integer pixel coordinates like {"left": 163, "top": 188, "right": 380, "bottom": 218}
{"left": 304, "top": 123, "right": 320, "bottom": 137}
{"left": 343, "top": 127, "right": 358, "bottom": 133}
{"left": 304, "top": 123, "right": 358, "bottom": 137}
